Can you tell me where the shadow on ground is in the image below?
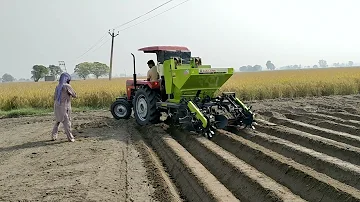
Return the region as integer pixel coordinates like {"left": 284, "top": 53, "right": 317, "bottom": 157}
{"left": 0, "top": 139, "right": 70, "bottom": 153}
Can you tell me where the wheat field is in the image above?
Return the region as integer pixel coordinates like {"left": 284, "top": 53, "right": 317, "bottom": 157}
{"left": 1, "top": 67, "right": 360, "bottom": 111}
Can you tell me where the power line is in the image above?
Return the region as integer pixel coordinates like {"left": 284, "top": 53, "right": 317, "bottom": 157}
{"left": 69, "top": 0, "right": 174, "bottom": 63}
{"left": 70, "top": 32, "right": 107, "bottom": 62}
{"left": 94, "top": 38, "right": 111, "bottom": 51}
{"left": 68, "top": 38, "right": 110, "bottom": 64}
{"left": 112, "top": 0, "right": 174, "bottom": 29}
{"left": 105, "top": 0, "right": 189, "bottom": 78}
{"left": 119, "top": 0, "right": 190, "bottom": 32}
{"left": 68, "top": 0, "right": 189, "bottom": 65}
{"left": 79, "top": 38, "right": 110, "bottom": 56}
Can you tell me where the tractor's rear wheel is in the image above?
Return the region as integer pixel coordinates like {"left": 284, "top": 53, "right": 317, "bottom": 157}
{"left": 111, "top": 99, "right": 132, "bottom": 120}
{"left": 133, "top": 86, "right": 160, "bottom": 126}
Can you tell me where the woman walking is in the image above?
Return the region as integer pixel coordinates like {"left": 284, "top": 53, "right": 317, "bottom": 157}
{"left": 51, "top": 72, "right": 77, "bottom": 142}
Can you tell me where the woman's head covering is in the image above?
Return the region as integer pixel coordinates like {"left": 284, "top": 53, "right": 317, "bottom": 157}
{"left": 55, "top": 72, "right": 71, "bottom": 104}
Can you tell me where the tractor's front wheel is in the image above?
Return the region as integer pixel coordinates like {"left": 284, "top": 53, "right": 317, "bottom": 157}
{"left": 133, "top": 87, "right": 160, "bottom": 126}
{"left": 110, "top": 99, "right": 132, "bottom": 120}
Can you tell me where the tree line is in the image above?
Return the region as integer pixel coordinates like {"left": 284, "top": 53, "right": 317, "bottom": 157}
{"left": 239, "top": 61, "right": 276, "bottom": 72}
{"left": 73, "top": 62, "right": 109, "bottom": 80}
{"left": 279, "top": 60, "right": 355, "bottom": 70}
{"left": 30, "top": 65, "right": 63, "bottom": 82}
{"left": 238, "top": 59, "right": 356, "bottom": 71}
{"left": 1, "top": 73, "right": 32, "bottom": 82}
{"left": 1, "top": 73, "right": 16, "bottom": 82}
{"left": 30, "top": 62, "right": 109, "bottom": 82}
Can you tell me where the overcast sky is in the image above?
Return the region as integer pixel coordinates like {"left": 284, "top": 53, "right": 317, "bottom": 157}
{"left": 1, "top": 0, "right": 359, "bottom": 79}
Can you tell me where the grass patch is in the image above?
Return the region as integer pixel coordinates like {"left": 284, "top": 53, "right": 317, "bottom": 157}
{"left": 0, "top": 108, "right": 52, "bottom": 118}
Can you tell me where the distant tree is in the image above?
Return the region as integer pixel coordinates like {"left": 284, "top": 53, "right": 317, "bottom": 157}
{"left": 239, "top": 66, "right": 247, "bottom": 71}
{"left": 90, "top": 62, "right": 110, "bottom": 79}
{"left": 318, "top": 60, "right": 327, "bottom": 68}
{"left": 293, "top": 65, "right": 300, "bottom": 69}
{"left": 253, "top": 65, "right": 262, "bottom": 71}
{"left": 239, "top": 65, "right": 263, "bottom": 72}
{"left": 48, "top": 65, "right": 63, "bottom": 78}
{"left": 74, "top": 62, "right": 92, "bottom": 80}
{"left": 266, "top": 61, "right": 276, "bottom": 70}
{"left": 333, "top": 63, "right": 340, "bottom": 67}
{"left": 348, "top": 61, "right": 354, "bottom": 66}
{"left": 31, "top": 65, "right": 49, "bottom": 82}
{"left": 313, "top": 65, "right": 319, "bottom": 68}
{"left": 2, "top": 73, "right": 15, "bottom": 82}
{"left": 279, "top": 65, "right": 301, "bottom": 70}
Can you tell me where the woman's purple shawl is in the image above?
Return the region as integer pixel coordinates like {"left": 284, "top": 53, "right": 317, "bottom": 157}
{"left": 55, "top": 73, "right": 71, "bottom": 104}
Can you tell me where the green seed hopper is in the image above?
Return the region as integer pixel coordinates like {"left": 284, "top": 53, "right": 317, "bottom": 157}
{"left": 162, "top": 59, "right": 234, "bottom": 103}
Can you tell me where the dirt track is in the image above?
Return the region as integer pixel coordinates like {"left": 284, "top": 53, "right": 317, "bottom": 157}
{"left": 1, "top": 94, "right": 360, "bottom": 201}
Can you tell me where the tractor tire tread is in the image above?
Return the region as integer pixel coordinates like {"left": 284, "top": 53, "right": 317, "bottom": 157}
{"left": 110, "top": 99, "right": 132, "bottom": 120}
{"left": 133, "top": 86, "right": 160, "bottom": 125}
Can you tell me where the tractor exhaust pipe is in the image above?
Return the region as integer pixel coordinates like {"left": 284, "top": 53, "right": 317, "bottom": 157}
{"left": 131, "top": 53, "right": 136, "bottom": 88}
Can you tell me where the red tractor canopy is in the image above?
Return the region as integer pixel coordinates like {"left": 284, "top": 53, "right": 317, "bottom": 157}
{"left": 139, "top": 46, "right": 192, "bottom": 64}
{"left": 138, "top": 46, "right": 190, "bottom": 53}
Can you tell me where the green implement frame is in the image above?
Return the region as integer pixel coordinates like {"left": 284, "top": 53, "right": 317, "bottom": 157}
{"left": 110, "top": 45, "right": 256, "bottom": 139}
{"left": 163, "top": 58, "right": 234, "bottom": 103}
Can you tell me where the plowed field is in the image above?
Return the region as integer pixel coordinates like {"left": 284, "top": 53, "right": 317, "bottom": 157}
{"left": 1, "top": 94, "right": 360, "bottom": 201}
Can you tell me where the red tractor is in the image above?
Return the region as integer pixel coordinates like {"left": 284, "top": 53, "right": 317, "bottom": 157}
{"left": 110, "top": 46, "right": 189, "bottom": 125}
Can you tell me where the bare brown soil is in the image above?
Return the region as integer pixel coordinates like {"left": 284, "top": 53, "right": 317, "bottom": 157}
{"left": 0, "top": 111, "right": 180, "bottom": 202}
{"left": 1, "top": 94, "right": 360, "bottom": 201}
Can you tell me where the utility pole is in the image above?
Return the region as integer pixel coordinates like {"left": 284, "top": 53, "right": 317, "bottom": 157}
{"left": 108, "top": 29, "right": 119, "bottom": 80}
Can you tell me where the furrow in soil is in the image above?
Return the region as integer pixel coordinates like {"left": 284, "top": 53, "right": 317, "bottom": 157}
{"left": 212, "top": 129, "right": 360, "bottom": 202}
{"left": 137, "top": 124, "right": 239, "bottom": 202}
{"left": 255, "top": 119, "right": 360, "bottom": 166}
{"left": 268, "top": 116, "right": 360, "bottom": 148}
{"left": 170, "top": 128, "right": 305, "bottom": 202}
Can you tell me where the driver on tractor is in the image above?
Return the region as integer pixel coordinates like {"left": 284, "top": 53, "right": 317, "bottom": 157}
{"left": 146, "top": 60, "right": 159, "bottom": 82}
